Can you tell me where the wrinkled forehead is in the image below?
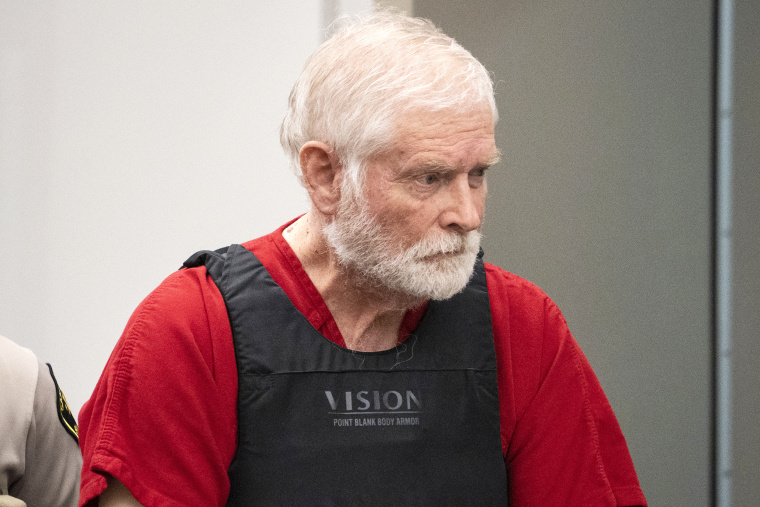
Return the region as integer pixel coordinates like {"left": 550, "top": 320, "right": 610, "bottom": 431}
{"left": 391, "top": 106, "right": 497, "bottom": 155}
{"left": 350, "top": 109, "right": 498, "bottom": 190}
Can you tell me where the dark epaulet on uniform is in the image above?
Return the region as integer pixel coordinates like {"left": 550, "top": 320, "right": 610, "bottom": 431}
{"left": 182, "top": 246, "right": 230, "bottom": 270}
{"left": 46, "top": 364, "right": 79, "bottom": 444}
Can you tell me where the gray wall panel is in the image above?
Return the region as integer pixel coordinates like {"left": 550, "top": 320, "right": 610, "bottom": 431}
{"left": 415, "top": 1, "right": 713, "bottom": 505}
{"left": 732, "top": 0, "right": 760, "bottom": 504}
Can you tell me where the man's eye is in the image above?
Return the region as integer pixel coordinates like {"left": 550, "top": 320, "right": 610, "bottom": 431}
{"left": 469, "top": 168, "right": 487, "bottom": 184}
{"left": 419, "top": 173, "right": 439, "bottom": 185}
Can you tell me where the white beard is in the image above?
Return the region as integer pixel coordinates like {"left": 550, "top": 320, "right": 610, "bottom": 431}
{"left": 323, "top": 184, "right": 481, "bottom": 302}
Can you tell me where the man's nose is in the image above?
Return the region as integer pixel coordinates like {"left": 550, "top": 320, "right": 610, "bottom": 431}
{"left": 440, "top": 177, "right": 484, "bottom": 233}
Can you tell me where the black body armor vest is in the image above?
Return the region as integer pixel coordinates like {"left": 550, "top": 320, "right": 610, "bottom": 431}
{"left": 184, "top": 245, "right": 507, "bottom": 506}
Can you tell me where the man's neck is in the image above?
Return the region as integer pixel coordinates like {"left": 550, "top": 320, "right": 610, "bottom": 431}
{"left": 282, "top": 212, "right": 423, "bottom": 352}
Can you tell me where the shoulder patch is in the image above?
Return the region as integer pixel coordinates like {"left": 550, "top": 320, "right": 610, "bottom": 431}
{"left": 46, "top": 364, "right": 79, "bottom": 444}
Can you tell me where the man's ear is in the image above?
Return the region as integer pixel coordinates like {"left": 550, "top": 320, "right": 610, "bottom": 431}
{"left": 300, "top": 141, "right": 343, "bottom": 216}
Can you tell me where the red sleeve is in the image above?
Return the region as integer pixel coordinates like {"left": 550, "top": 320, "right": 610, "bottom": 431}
{"left": 78, "top": 267, "right": 238, "bottom": 507}
{"left": 486, "top": 264, "right": 647, "bottom": 507}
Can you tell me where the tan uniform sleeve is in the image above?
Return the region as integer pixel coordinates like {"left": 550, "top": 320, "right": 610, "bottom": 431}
{"left": 9, "top": 362, "right": 82, "bottom": 506}
{"left": 0, "top": 335, "right": 36, "bottom": 498}
{"left": 0, "top": 496, "right": 26, "bottom": 507}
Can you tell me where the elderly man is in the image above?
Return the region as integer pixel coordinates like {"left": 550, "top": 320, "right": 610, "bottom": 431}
{"left": 80, "top": 12, "right": 646, "bottom": 507}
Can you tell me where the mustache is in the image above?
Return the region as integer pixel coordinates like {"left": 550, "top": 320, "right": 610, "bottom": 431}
{"left": 404, "top": 230, "right": 481, "bottom": 261}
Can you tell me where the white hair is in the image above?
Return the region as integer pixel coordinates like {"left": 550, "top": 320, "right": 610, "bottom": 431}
{"left": 280, "top": 11, "right": 498, "bottom": 189}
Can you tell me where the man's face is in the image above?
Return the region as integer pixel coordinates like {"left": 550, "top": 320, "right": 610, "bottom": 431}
{"left": 324, "top": 107, "right": 499, "bottom": 301}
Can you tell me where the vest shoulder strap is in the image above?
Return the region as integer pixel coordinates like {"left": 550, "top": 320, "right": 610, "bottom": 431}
{"left": 182, "top": 246, "right": 230, "bottom": 277}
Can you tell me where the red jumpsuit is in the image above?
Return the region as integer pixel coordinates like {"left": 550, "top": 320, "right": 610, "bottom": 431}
{"left": 79, "top": 220, "right": 647, "bottom": 506}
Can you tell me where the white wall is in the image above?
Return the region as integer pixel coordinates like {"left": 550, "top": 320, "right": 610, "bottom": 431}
{"left": 0, "top": 2, "right": 332, "bottom": 415}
